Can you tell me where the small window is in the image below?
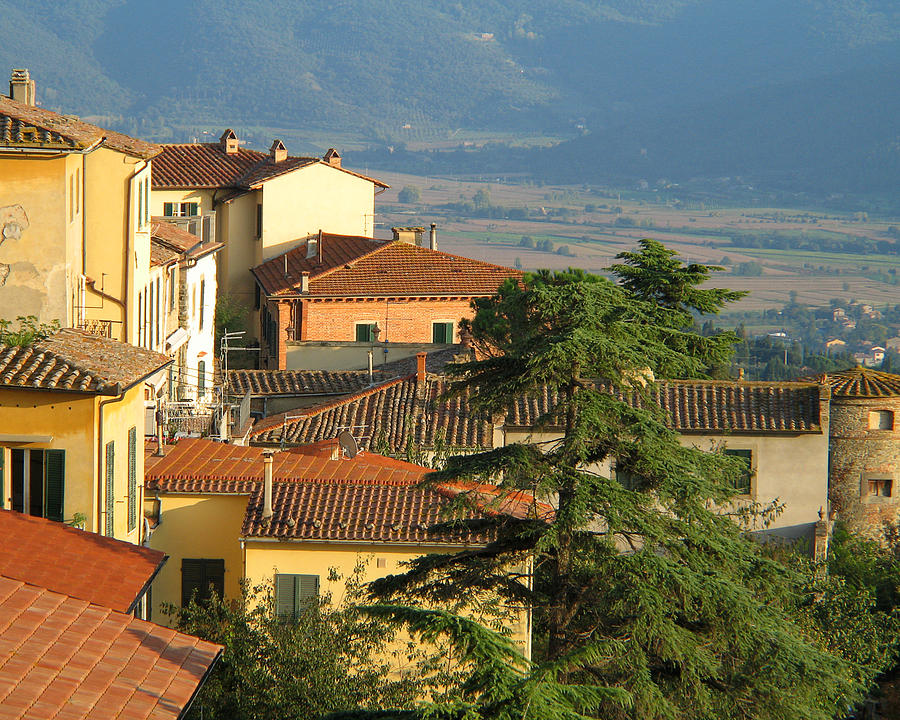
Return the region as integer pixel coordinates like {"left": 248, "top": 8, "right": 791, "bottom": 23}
{"left": 275, "top": 573, "right": 319, "bottom": 619}
{"left": 169, "top": 267, "right": 176, "bottom": 311}
{"left": 182, "top": 559, "right": 225, "bottom": 606}
{"left": 869, "top": 410, "right": 894, "bottom": 430}
{"left": 724, "top": 449, "right": 752, "bottom": 494}
{"left": 355, "top": 323, "right": 377, "bottom": 343}
{"left": 199, "top": 278, "right": 206, "bottom": 330}
{"left": 432, "top": 321, "right": 454, "bottom": 344}
{"left": 198, "top": 360, "right": 206, "bottom": 395}
{"left": 163, "top": 202, "right": 176, "bottom": 217}
{"left": 868, "top": 479, "right": 893, "bottom": 498}
{"left": 614, "top": 463, "right": 638, "bottom": 491}
{"left": 256, "top": 204, "right": 263, "bottom": 238}
{"left": 183, "top": 202, "right": 198, "bottom": 217}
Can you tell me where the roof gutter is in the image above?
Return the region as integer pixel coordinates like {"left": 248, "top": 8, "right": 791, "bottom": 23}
{"left": 177, "top": 647, "right": 224, "bottom": 720}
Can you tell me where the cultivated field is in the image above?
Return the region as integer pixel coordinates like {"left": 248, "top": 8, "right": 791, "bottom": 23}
{"left": 374, "top": 171, "right": 900, "bottom": 314}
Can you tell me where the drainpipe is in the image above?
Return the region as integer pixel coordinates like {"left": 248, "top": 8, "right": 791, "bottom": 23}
{"left": 262, "top": 450, "right": 274, "bottom": 521}
{"left": 97, "top": 385, "right": 126, "bottom": 536}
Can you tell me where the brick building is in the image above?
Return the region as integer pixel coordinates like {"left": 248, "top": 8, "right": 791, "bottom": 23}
{"left": 250, "top": 230, "right": 520, "bottom": 370}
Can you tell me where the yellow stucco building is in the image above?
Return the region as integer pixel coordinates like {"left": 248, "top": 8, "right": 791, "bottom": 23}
{"left": 143, "top": 437, "right": 533, "bottom": 658}
{"left": 0, "top": 329, "right": 170, "bottom": 543}
{"left": 0, "top": 70, "right": 161, "bottom": 345}
{"left": 150, "top": 131, "right": 388, "bottom": 309}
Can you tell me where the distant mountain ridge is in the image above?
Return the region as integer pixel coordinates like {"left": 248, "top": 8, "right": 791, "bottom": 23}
{"left": 3, "top": 0, "right": 898, "bottom": 192}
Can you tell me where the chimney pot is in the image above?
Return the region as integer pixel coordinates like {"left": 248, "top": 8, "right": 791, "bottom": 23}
{"left": 270, "top": 139, "right": 287, "bottom": 163}
{"left": 262, "top": 450, "right": 275, "bottom": 520}
{"left": 9, "top": 69, "right": 35, "bottom": 106}
{"left": 220, "top": 129, "right": 239, "bottom": 154}
{"left": 300, "top": 270, "right": 310, "bottom": 293}
{"left": 416, "top": 351, "right": 427, "bottom": 384}
{"left": 429, "top": 223, "right": 437, "bottom": 251}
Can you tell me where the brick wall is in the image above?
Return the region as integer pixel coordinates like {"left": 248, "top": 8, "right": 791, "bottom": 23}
{"left": 829, "top": 396, "right": 900, "bottom": 539}
{"left": 299, "top": 297, "right": 478, "bottom": 343}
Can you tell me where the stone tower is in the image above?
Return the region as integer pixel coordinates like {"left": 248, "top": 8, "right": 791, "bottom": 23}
{"left": 819, "top": 367, "right": 900, "bottom": 539}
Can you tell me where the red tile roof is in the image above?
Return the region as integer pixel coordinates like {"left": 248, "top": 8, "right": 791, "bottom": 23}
{"left": 0, "top": 510, "right": 166, "bottom": 614}
{"left": 0, "top": 329, "right": 171, "bottom": 395}
{"left": 0, "top": 576, "right": 221, "bottom": 720}
{"left": 250, "top": 375, "right": 823, "bottom": 448}
{"left": 0, "top": 95, "right": 160, "bottom": 159}
{"left": 150, "top": 221, "right": 223, "bottom": 268}
{"left": 151, "top": 141, "right": 387, "bottom": 190}
{"left": 253, "top": 235, "right": 521, "bottom": 298}
{"left": 809, "top": 367, "right": 900, "bottom": 398}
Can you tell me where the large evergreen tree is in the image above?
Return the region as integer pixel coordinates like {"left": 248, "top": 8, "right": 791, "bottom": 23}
{"left": 333, "top": 257, "right": 878, "bottom": 720}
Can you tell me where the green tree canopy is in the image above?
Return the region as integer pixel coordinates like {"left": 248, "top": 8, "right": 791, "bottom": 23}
{"left": 344, "top": 262, "right": 876, "bottom": 720}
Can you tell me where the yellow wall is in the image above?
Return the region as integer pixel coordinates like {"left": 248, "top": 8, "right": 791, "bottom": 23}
{"left": 219, "top": 192, "right": 260, "bottom": 305}
{"left": 0, "top": 383, "right": 146, "bottom": 543}
{"left": 0, "top": 154, "right": 79, "bottom": 325}
{"left": 260, "top": 164, "right": 375, "bottom": 260}
{"left": 150, "top": 189, "right": 215, "bottom": 218}
{"left": 147, "top": 493, "right": 248, "bottom": 621}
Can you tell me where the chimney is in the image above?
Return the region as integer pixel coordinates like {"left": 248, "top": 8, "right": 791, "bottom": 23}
{"left": 270, "top": 139, "right": 287, "bottom": 163}
{"left": 300, "top": 270, "right": 310, "bottom": 293}
{"left": 429, "top": 223, "right": 437, "bottom": 251}
{"left": 9, "top": 69, "right": 35, "bottom": 106}
{"left": 324, "top": 148, "right": 342, "bottom": 168}
{"left": 416, "top": 351, "right": 427, "bottom": 384}
{"left": 220, "top": 129, "right": 239, "bottom": 154}
{"left": 306, "top": 235, "right": 317, "bottom": 259}
{"left": 738, "top": 368, "right": 745, "bottom": 381}
{"left": 262, "top": 450, "right": 275, "bottom": 521}
{"left": 391, "top": 227, "right": 425, "bottom": 245}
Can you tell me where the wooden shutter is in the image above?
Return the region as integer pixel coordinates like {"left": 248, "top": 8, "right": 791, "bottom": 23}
{"left": 198, "top": 361, "right": 206, "bottom": 394}
{"left": 275, "top": 574, "right": 296, "bottom": 618}
{"left": 105, "top": 441, "right": 115, "bottom": 536}
{"left": 182, "top": 559, "right": 205, "bottom": 607}
{"left": 43, "top": 450, "right": 65, "bottom": 522}
{"left": 724, "top": 449, "right": 753, "bottom": 493}
{"left": 127, "top": 427, "right": 137, "bottom": 532}
{"left": 206, "top": 559, "right": 225, "bottom": 599}
{"left": 298, "top": 575, "right": 319, "bottom": 607}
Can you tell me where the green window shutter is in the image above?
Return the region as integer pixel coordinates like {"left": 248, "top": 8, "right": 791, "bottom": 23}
{"left": 44, "top": 450, "right": 65, "bottom": 522}
{"left": 182, "top": 559, "right": 205, "bottom": 607}
{"left": 614, "top": 463, "right": 637, "bottom": 491}
{"left": 275, "top": 574, "right": 296, "bottom": 618}
{"left": 185, "top": 202, "right": 198, "bottom": 216}
{"left": 127, "top": 427, "right": 137, "bottom": 532}
{"left": 724, "top": 449, "right": 753, "bottom": 493}
{"left": 355, "top": 323, "right": 375, "bottom": 342}
{"left": 298, "top": 575, "right": 319, "bottom": 607}
{"left": 163, "top": 202, "right": 175, "bottom": 217}
{"left": 105, "top": 441, "right": 115, "bottom": 536}
{"left": 198, "top": 360, "right": 206, "bottom": 394}
{"left": 432, "top": 322, "right": 453, "bottom": 344}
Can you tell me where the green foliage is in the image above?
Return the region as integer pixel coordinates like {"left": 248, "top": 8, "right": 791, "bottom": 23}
{"left": 353, "top": 256, "right": 875, "bottom": 719}
{"left": 732, "top": 261, "right": 764, "bottom": 276}
{"left": 398, "top": 186, "right": 421, "bottom": 204}
{"left": 215, "top": 294, "right": 250, "bottom": 347}
{"left": 0, "top": 316, "right": 60, "bottom": 346}
{"left": 165, "top": 571, "right": 421, "bottom": 720}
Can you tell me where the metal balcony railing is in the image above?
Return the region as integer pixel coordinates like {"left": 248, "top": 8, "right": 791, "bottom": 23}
{"left": 76, "top": 319, "right": 122, "bottom": 338}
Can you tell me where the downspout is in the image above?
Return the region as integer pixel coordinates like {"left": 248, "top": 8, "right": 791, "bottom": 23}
{"left": 96, "top": 385, "right": 127, "bottom": 537}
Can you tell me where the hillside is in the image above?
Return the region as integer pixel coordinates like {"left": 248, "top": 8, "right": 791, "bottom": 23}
{"left": 3, "top": 0, "right": 899, "bottom": 193}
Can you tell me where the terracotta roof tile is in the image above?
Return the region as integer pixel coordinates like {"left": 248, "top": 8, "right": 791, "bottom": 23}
{"left": 0, "top": 95, "right": 160, "bottom": 159}
{"left": 151, "top": 142, "right": 387, "bottom": 190}
{"left": 809, "top": 366, "right": 900, "bottom": 398}
{"left": 150, "top": 221, "right": 222, "bottom": 268}
{"left": 0, "top": 576, "right": 220, "bottom": 720}
{"left": 0, "top": 330, "right": 170, "bottom": 395}
{"left": 0, "top": 511, "right": 165, "bottom": 614}
{"left": 251, "top": 376, "right": 822, "bottom": 448}
{"left": 253, "top": 236, "right": 521, "bottom": 298}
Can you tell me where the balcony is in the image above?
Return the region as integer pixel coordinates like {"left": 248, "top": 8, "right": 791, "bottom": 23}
{"left": 76, "top": 319, "right": 122, "bottom": 338}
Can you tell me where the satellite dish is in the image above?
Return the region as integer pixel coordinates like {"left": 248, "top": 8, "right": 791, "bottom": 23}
{"left": 337, "top": 430, "right": 359, "bottom": 459}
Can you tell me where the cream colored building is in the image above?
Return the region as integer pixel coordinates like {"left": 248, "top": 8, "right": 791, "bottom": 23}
{"left": 0, "top": 329, "right": 170, "bottom": 543}
{"left": 143, "top": 436, "right": 534, "bottom": 659}
{"left": 150, "top": 131, "right": 388, "bottom": 311}
{"left": 0, "top": 70, "right": 160, "bottom": 345}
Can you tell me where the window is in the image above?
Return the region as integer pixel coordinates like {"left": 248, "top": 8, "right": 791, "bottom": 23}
{"left": 355, "top": 323, "right": 377, "bottom": 343}
{"left": 868, "top": 479, "right": 893, "bottom": 498}
{"left": 181, "top": 559, "right": 225, "bottom": 606}
{"left": 869, "top": 410, "right": 895, "bottom": 430}
{"left": 169, "top": 267, "right": 176, "bottom": 312}
{"left": 198, "top": 360, "right": 206, "bottom": 395}
{"left": 105, "top": 441, "right": 115, "bottom": 536}
{"left": 256, "top": 204, "right": 263, "bottom": 238}
{"left": 724, "top": 449, "right": 752, "bottom": 494}
{"left": 10, "top": 449, "right": 65, "bottom": 522}
{"left": 199, "top": 279, "right": 206, "bottom": 330}
{"left": 144, "top": 178, "right": 150, "bottom": 225}
{"left": 138, "top": 181, "right": 143, "bottom": 227}
{"left": 614, "top": 463, "right": 638, "bottom": 491}
{"left": 127, "top": 427, "right": 137, "bottom": 533}
{"left": 432, "top": 321, "right": 454, "bottom": 344}
{"left": 69, "top": 173, "right": 75, "bottom": 222}
{"left": 275, "top": 573, "right": 319, "bottom": 619}
{"left": 163, "top": 202, "right": 199, "bottom": 217}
